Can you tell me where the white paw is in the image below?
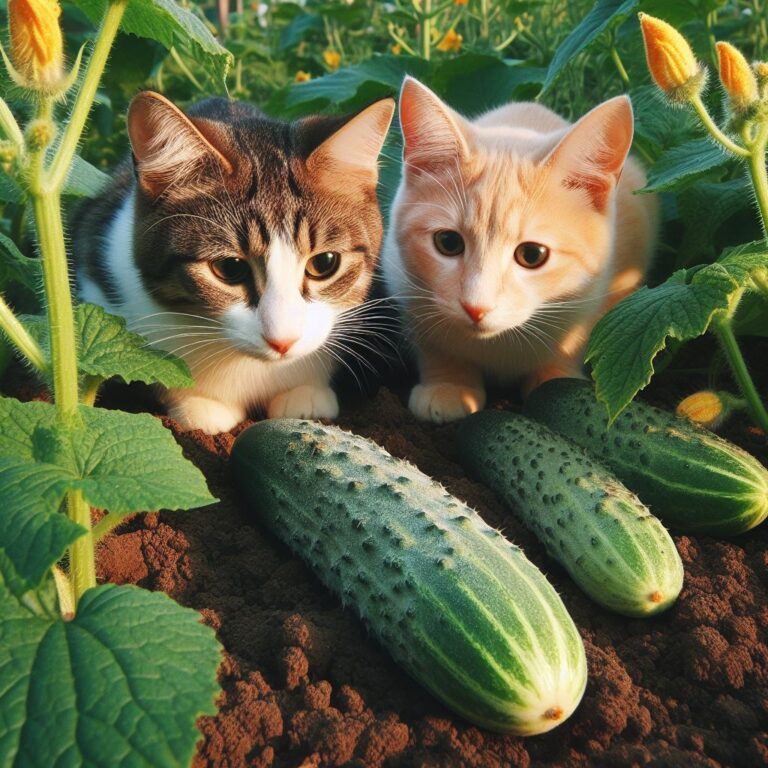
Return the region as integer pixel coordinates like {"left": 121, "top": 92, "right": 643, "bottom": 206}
{"left": 267, "top": 385, "right": 339, "bottom": 421}
{"left": 168, "top": 396, "right": 246, "bottom": 434}
{"left": 409, "top": 383, "right": 485, "bottom": 424}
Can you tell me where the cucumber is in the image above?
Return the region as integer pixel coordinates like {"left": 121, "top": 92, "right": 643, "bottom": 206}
{"left": 232, "top": 419, "right": 587, "bottom": 735}
{"left": 457, "top": 411, "right": 684, "bottom": 618}
{"left": 524, "top": 378, "right": 768, "bottom": 536}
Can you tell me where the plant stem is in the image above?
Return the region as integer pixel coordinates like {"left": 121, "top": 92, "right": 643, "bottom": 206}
{"left": 421, "top": 0, "right": 432, "bottom": 60}
{"left": 690, "top": 95, "right": 751, "bottom": 158}
{"left": 746, "top": 122, "right": 768, "bottom": 239}
{"left": 67, "top": 490, "right": 96, "bottom": 601}
{"left": 609, "top": 46, "right": 629, "bottom": 86}
{"left": 714, "top": 317, "right": 768, "bottom": 432}
{"left": 46, "top": 0, "right": 126, "bottom": 192}
{"left": 80, "top": 374, "right": 102, "bottom": 406}
{"left": 52, "top": 565, "right": 75, "bottom": 619}
{"left": 0, "top": 294, "right": 46, "bottom": 371}
{"left": 92, "top": 511, "right": 127, "bottom": 541}
{"left": 0, "top": 97, "right": 24, "bottom": 150}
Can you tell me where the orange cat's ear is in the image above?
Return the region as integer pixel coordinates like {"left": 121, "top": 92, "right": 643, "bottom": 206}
{"left": 399, "top": 76, "right": 470, "bottom": 175}
{"left": 546, "top": 95, "right": 634, "bottom": 213}
{"left": 305, "top": 98, "right": 395, "bottom": 189}
{"left": 127, "top": 91, "right": 233, "bottom": 199}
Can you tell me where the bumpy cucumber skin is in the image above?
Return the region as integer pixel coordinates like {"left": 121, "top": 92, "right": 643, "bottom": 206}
{"left": 524, "top": 379, "right": 768, "bottom": 536}
{"left": 232, "top": 419, "right": 587, "bottom": 735}
{"left": 457, "top": 412, "right": 684, "bottom": 618}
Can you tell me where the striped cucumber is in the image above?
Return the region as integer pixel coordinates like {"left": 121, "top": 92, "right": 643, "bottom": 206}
{"left": 457, "top": 411, "right": 684, "bottom": 617}
{"left": 524, "top": 378, "right": 768, "bottom": 535}
{"left": 232, "top": 419, "right": 587, "bottom": 735}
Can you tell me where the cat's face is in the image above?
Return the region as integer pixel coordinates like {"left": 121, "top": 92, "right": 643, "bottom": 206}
{"left": 392, "top": 78, "right": 633, "bottom": 340}
{"left": 127, "top": 93, "right": 394, "bottom": 361}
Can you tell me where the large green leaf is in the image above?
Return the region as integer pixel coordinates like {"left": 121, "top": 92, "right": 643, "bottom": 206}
{"left": 0, "top": 233, "right": 39, "bottom": 291}
{"left": 0, "top": 583, "right": 221, "bottom": 768}
{"left": 641, "top": 138, "right": 730, "bottom": 193}
{"left": 586, "top": 242, "right": 768, "bottom": 421}
{"left": 631, "top": 85, "right": 699, "bottom": 157}
{"left": 62, "top": 156, "right": 110, "bottom": 198}
{"left": 25, "top": 303, "right": 193, "bottom": 388}
{"left": 72, "top": 0, "right": 232, "bottom": 86}
{"left": 0, "top": 396, "right": 216, "bottom": 515}
{"left": 542, "top": 0, "right": 639, "bottom": 93}
{"left": 0, "top": 458, "right": 85, "bottom": 598}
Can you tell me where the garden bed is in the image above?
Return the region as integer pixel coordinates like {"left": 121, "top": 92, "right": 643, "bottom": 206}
{"left": 84, "top": 341, "right": 768, "bottom": 768}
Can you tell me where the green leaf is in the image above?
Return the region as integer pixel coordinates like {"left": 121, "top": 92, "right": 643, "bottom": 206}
{"left": 0, "top": 396, "right": 216, "bottom": 515}
{"left": 631, "top": 85, "right": 699, "bottom": 157}
{"left": 586, "top": 242, "right": 768, "bottom": 421}
{"left": 0, "top": 232, "right": 40, "bottom": 291}
{"left": 278, "top": 11, "right": 323, "bottom": 50}
{"left": 641, "top": 138, "right": 730, "bottom": 193}
{"left": 25, "top": 303, "right": 193, "bottom": 388}
{"left": 0, "top": 458, "right": 85, "bottom": 598}
{"left": 542, "top": 0, "right": 639, "bottom": 93}
{"left": 0, "top": 168, "right": 22, "bottom": 203}
{"left": 71, "top": 0, "right": 232, "bottom": 86}
{"left": 0, "top": 582, "right": 221, "bottom": 768}
{"left": 62, "top": 155, "right": 110, "bottom": 198}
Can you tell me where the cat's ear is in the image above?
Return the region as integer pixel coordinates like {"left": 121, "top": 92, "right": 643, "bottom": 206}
{"left": 127, "top": 91, "right": 233, "bottom": 199}
{"left": 399, "top": 76, "right": 470, "bottom": 175}
{"left": 547, "top": 95, "right": 634, "bottom": 212}
{"left": 305, "top": 98, "right": 395, "bottom": 188}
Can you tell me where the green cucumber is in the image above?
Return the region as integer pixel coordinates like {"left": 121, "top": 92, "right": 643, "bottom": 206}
{"left": 524, "top": 378, "right": 768, "bottom": 536}
{"left": 457, "top": 411, "right": 684, "bottom": 617}
{"left": 232, "top": 419, "right": 587, "bottom": 735}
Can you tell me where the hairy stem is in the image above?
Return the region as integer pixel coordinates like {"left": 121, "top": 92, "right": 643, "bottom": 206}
{"left": 0, "top": 294, "right": 46, "bottom": 372}
{"left": 92, "top": 511, "right": 129, "bottom": 541}
{"left": 67, "top": 490, "right": 96, "bottom": 602}
{"left": 421, "top": 0, "right": 432, "bottom": 60}
{"left": 746, "top": 122, "right": 768, "bottom": 240}
{"left": 0, "top": 97, "right": 24, "bottom": 150}
{"left": 690, "top": 95, "right": 751, "bottom": 158}
{"left": 609, "top": 46, "right": 629, "bottom": 86}
{"left": 714, "top": 317, "right": 768, "bottom": 432}
{"left": 46, "top": 0, "right": 126, "bottom": 191}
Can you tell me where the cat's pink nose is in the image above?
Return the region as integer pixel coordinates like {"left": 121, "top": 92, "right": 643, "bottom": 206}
{"left": 265, "top": 337, "right": 297, "bottom": 356}
{"left": 461, "top": 302, "right": 490, "bottom": 324}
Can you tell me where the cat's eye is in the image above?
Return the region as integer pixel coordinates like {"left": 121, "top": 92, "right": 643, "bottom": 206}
{"left": 306, "top": 251, "right": 341, "bottom": 280}
{"left": 210, "top": 257, "right": 251, "bottom": 284}
{"left": 514, "top": 242, "right": 550, "bottom": 269}
{"left": 433, "top": 230, "right": 465, "bottom": 257}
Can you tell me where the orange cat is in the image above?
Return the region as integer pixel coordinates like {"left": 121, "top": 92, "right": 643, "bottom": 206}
{"left": 383, "top": 77, "right": 659, "bottom": 423}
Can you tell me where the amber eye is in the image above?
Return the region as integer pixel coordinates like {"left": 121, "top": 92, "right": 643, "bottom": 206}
{"left": 210, "top": 257, "right": 251, "bottom": 284}
{"left": 433, "top": 230, "right": 465, "bottom": 257}
{"left": 306, "top": 251, "right": 340, "bottom": 280}
{"left": 514, "top": 242, "right": 550, "bottom": 269}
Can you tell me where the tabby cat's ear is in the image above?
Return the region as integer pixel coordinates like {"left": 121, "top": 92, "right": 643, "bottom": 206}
{"left": 546, "top": 95, "right": 634, "bottom": 213}
{"left": 399, "top": 76, "right": 470, "bottom": 175}
{"left": 127, "top": 91, "right": 233, "bottom": 199}
{"left": 305, "top": 98, "right": 395, "bottom": 189}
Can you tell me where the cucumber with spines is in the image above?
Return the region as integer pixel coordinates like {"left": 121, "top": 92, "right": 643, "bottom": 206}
{"left": 523, "top": 378, "right": 768, "bottom": 535}
{"left": 232, "top": 419, "right": 587, "bottom": 735}
{"left": 457, "top": 411, "right": 684, "bottom": 617}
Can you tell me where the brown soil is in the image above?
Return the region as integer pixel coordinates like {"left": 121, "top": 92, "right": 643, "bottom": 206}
{"left": 9, "top": 329, "right": 763, "bottom": 767}
{"left": 89, "top": 366, "right": 768, "bottom": 768}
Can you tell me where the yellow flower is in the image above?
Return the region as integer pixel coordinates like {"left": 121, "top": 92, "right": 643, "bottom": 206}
{"left": 437, "top": 29, "right": 463, "bottom": 53}
{"left": 639, "top": 13, "right": 703, "bottom": 101}
{"left": 294, "top": 70, "right": 312, "bottom": 83}
{"left": 676, "top": 391, "right": 725, "bottom": 428}
{"left": 454, "top": 0, "right": 469, "bottom": 5}
{"left": 8, "top": 0, "right": 64, "bottom": 90}
{"left": 717, "top": 41, "right": 758, "bottom": 111}
{"left": 391, "top": 43, "right": 402, "bottom": 56}
{"left": 323, "top": 49, "right": 341, "bottom": 70}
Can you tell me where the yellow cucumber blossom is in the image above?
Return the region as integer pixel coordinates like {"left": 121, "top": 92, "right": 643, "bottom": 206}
{"left": 390, "top": 43, "right": 402, "bottom": 56}
{"left": 7, "top": 0, "right": 64, "bottom": 91}
{"left": 676, "top": 390, "right": 739, "bottom": 429}
{"left": 437, "top": 29, "right": 462, "bottom": 53}
{"left": 294, "top": 70, "right": 311, "bottom": 83}
{"left": 716, "top": 42, "right": 759, "bottom": 112}
{"left": 639, "top": 13, "right": 705, "bottom": 102}
{"left": 322, "top": 49, "right": 341, "bottom": 70}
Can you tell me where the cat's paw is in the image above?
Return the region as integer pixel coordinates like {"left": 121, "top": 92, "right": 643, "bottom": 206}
{"left": 167, "top": 396, "right": 247, "bottom": 434}
{"left": 267, "top": 385, "right": 339, "bottom": 421}
{"left": 409, "top": 383, "right": 485, "bottom": 424}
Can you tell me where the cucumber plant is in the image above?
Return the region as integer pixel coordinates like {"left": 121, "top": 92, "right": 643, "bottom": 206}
{"left": 0, "top": 1, "right": 233, "bottom": 764}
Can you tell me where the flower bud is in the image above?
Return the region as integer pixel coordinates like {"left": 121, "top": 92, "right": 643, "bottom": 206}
{"left": 0, "top": 140, "right": 18, "bottom": 175}
{"left": 8, "top": 0, "right": 64, "bottom": 91}
{"left": 717, "top": 42, "right": 759, "bottom": 112}
{"left": 25, "top": 118, "right": 55, "bottom": 151}
{"left": 437, "top": 29, "right": 463, "bottom": 53}
{"left": 676, "top": 390, "right": 734, "bottom": 429}
{"left": 639, "top": 13, "right": 705, "bottom": 102}
{"left": 322, "top": 50, "right": 341, "bottom": 70}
